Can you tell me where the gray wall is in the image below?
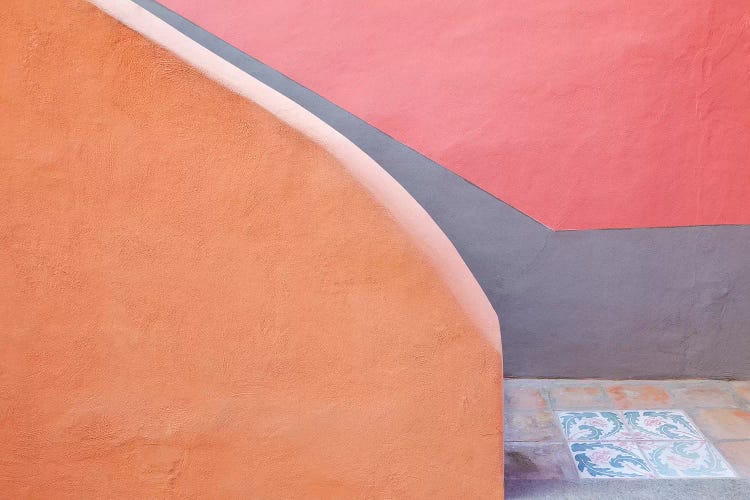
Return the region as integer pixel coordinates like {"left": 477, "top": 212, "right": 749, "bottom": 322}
{"left": 139, "top": 0, "right": 750, "bottom": 379}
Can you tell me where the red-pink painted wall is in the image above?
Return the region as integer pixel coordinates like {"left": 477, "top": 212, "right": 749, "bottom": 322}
{"left": 159, "top": 0, "right": 750, "bottom": 230}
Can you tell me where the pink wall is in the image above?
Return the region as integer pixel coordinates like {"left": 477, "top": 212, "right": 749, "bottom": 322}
{"left": 160, "top": 0, "right": 750, "bottom": 230}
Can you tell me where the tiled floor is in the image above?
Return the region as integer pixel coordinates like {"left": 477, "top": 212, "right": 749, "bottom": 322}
{"left": 559, "top": 410, "right": 733, "bottom": 478}
{"left": 505, "top": 379, "right": 750, "bottom": 497}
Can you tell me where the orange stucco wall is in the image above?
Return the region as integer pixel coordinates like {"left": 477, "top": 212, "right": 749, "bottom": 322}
{"left": 0, "top": 0, "right": 502, "bottom": 497}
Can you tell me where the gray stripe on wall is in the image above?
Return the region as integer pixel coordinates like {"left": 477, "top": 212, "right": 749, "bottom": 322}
{"left": 132, "top": 0, "right": 750, "bottom": 379}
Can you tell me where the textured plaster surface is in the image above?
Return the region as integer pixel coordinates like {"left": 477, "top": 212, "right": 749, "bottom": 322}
{"left": 158, "top": 0, "right": 750, "bottom": 230}
{"left": 136, "top": 0, "right": 750, "bottom": 379}
{"left": 0, "top": 0, "right": 503, "bottom": 496}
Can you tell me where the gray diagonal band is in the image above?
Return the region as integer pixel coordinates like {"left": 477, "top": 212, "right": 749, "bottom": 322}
{"left": 130, "top": 0, "right": 750, "bottom": 379}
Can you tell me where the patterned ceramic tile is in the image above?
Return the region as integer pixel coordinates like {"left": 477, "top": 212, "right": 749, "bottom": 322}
{"left": 558, "top": 411, "right": 630, "bottom": 441}
{"left": 568, "top": 441, "right": 655, "bottom": 478}
{"left": 623, "top": 410, "right": 703, "bottom": 440}
{"left": 638, "top": 441, "right": 735, "bottom": 478}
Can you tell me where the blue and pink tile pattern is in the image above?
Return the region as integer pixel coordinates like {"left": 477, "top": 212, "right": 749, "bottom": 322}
{"left": 557, "top": 410, "right": 735, "bottom": 478}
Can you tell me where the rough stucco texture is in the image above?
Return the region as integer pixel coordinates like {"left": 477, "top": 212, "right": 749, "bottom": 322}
{"left": 0, "top": 1, "right": 503, "bottom": 497}
{"left": 158, "top": 0, "right": 750, "bottom": 230}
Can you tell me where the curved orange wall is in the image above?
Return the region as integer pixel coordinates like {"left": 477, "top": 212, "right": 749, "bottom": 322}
{"left": 0, "top": 1, "right": 502, "bottom": 497}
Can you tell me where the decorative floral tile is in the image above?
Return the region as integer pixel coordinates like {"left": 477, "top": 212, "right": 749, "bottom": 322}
{"left": 569, "top": 441, "right": 655, "bottom": 478}
{"left": 623, "top": 410, "right": 703, "bottom": 440}
{"left": 558, "top": 411, "right": 630, "bottom": 441}
{"left": 638, "top": 441, "right": 735, "bottom": 478}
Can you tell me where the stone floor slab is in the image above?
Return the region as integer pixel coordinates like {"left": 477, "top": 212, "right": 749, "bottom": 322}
{"left": 671, "top": 383, "right": 739, "bottom": 408}
{"left": 505, "top": 381, "right": 549, "bottom": 410}
{"left": 605, "top": 384, "right": 673, "bottom": 409}
{"left": 731, "top": 381, "right": 750, "bottom": 406}
{"left": 550, "top": 385, "right": 610, "bottom": 409}
{"left": 505, "top": 479, "right": 750, "bottom": 500}
{"left": 505, "top": 442, "right": 577, "bottom": 480}
{"left": 505, "top": 409, "right": 562, "bottom": 442}
{"left": 717, "top": 441, "right": 750, "bottom": 478}
{"left": 691, "top": 409, "right": 750, "bottom": 440}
